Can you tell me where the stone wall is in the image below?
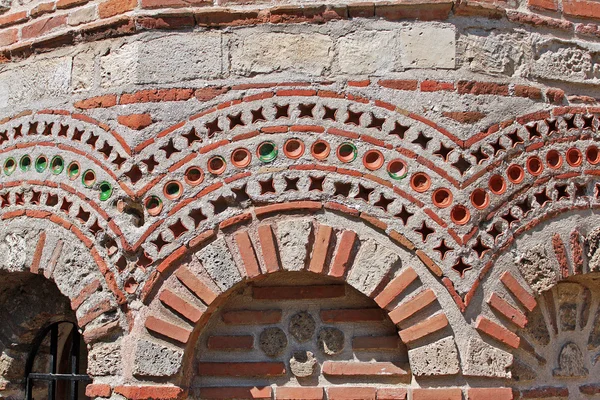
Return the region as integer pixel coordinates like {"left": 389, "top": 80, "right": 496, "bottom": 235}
{"left": 0, "top": 0, "right": 599, "bottom": 399}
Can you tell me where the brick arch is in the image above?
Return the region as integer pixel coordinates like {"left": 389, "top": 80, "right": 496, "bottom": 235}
{"left": 0, "top": 218, "right": 126, "bottom": 344}
{"left": 136, "top": 215, "right": 462, "bottom": 392}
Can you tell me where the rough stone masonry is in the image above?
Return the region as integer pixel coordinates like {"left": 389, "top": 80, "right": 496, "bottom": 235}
{"left": 0, "top": 0, "right": 599, "bottom": 398}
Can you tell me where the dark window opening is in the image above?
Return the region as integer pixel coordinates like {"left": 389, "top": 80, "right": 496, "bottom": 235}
{"left": 25, "top": 321, "right": 90, "bottom": 400}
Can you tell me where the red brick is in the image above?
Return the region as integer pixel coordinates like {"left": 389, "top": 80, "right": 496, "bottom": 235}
{"left": 563, "top": 0, "right": 600, "bottom": 19}
{"left": 388, "top": 289, "right": 437, "bottom": 325}
{"left": 253, "top": 285, "right": 345, "bottom": 300}
{"left": 421, "top": 80, "right": 455, "bottom": 92}
{"left": 114, "top": 386, "right": 184, "bottom": 400}
{"left": 207, "top": 335, "right": 254, "bottom": 350}
{"left": 74, "top": 95, "right": 118, "bottom": 109}
{"left": 0, "top": 28, "right": 18, "bottom": 47}
{"left": 86, "top": 384, "right": 112, "bottom": 398}
{"left": 145, "top": 316, "right": 192, "bottom": 343}
{"left": 320, "top": 308, "right": 384, "bottom": 323}
{"left": 71, "top": 279, "right": 101, "bottom": 310}
{"left": 141, "top": 0, "right": 211, "bottom": 9}
{"left": 257, "top": 224, "right": 280, "bottom": 273}
{"left": 378, "top": 79, "right": 418, "bottom": 91}
{"left": 457, "top": 81, "right": 509, "bottom": 96}
{"left": 199, "top": 387, "right": 272, "bottom": 399}
{"left": 389, "top": 230, "right": 416, "bottom": 251}
{"left": 21, "top": 14, "right": 67, "bottom": 40}
{"left": 579, "top": 383, "right": 600, "bottom": 395}
{"left": 467, "top": 388, "right": 512, "bottom": 400}
{"left": 30, "top": 2, "right": 56, "bottom": 17}
{"left": 475, "top": 315, "right": 520, "bottom": 348}
{"left": 329, "top": 230, "right": 357, "bottom": 278}
{"left": 352, "top": 335, "right": 399, "bottom": 350}
{"left": 276, "top": 387, "right": 324, "bottom": 399}
{"left": 159, "top": 289, "right": 204, "bottom": 323}
{"left": 377, "top": 388, "right": 407, "bottom": 400}
{"left": 328, "top": 387, "right": 376, "bottom": 400}
{"left": 198, "top": 362, "right": 286, "bottom": 377}
{"left": 176, "top": 266, "right": 219, "bottom": 305}
{"left": 500, "top": 271, "right": 537, "bottom": 311}
{"left": 57, "top": 0, "right": 90, "bottom": 9}
{"left": 520, "top": 386, "right": 568, "bottom": 398}
{"left": 255, "top": 201, "right": 322, "bottom": 217}
{"left": 528, "top": 0, "right": 558, "bottom": 10}
{"left": 514, "top": 85, "right": 542, "bottom": 100}
{"left": 442, "top": 111, "right": 486, "bottom": 124}
{"left": 29, "top": 231, "right": 46, "bottom": 274}
{"left": 413, "top": 388, "right": 463, "bottom": 400}
{"left": 398, "top": 313, "right": 448, "bottom": 344}
{"left": 276, "top": 89, "right": 316, "bottom": 97}
{"left": 375, "top": 2, "right": 452, "bottom": 21}
{"left": 99, "top": 0, "right": 137, "bottom": 18}
{"left": 221, "top": 309, "right": 282, "bottom": 324}
{"left": 322, "top": 361, "right": 408, "bottom": 376}
{"left": 0, "top": 11, "right": 28, "bottom": 28}
{"left": 83, "top": 320, "right": 120, "bottom": 343}
{"left": 552, "top": 233, "right": 570, "bottom": 278}
{"left": 416, "top": 250, "right": 443, "bottom": 277}
{"left": 234, "top": 231, "right": 261, "bottom": 278}
{"left": 307, "top": 224, "right": 333, "bottom": 273}
{"left": 487, "top": 293, "right": 527, "bottom": 328}
{"left": 118, "top": 113, "right": 153, "bottom": 130}
{"left": 570, "top": 230, "right": 584, "bottom": 274}
{"left": 120, "top": 88, "right": 195, "bottom": 104}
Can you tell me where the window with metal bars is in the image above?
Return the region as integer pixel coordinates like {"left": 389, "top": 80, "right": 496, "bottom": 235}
{"left": 25, "top": 321, "right": 91, "bottom": 400}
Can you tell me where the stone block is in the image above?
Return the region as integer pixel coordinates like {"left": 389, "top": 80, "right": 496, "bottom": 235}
{"left": 347, "top": 239, "right": 399, "bottom": 296}
{"left": 531, "top": 38, "right": 600, "bottom": 83}
{"left": 408, "top": 336, "right": 459, "bottom": 376}
{"left": 461, "top": 30, "right": 531, "bottom": 76}
{"left": 400, "top": 25, "right": 456, "bottom": 69}
{"left": 463, "top": 337, "right": 512, "bottom": 378}
{"left": 132, "top": 339, "right": 183, "bottom": 377}
{"left": 277, "top": 219, "right": 312, "bottom": 271}
{"left": 72, "top": 50, "right": 95, "bottom": 92}
{"left": 230, "top": 32, "right": 333, "bottom": 76}
{"left": 336, "top": 30, "right": 401, "bottom": 75}
{"left": 137, "top": 33, "right": 223, "bottom": 84}
{"left": 516, "top": 244, "right": 557, "bottom": 294}
{"left": 88, "top": 342, "right": 122, "bottom": 376}
{"left": 67, "top": 5, "right": 96, "bottom": 26}
{"left": 195, "top": 238, "right": 240, "bottom": 291}
{"left": 100, "top": 42, "right": 139, "bottom": 88}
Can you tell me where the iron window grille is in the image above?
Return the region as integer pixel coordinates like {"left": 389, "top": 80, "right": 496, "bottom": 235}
{"left": 25, "top": 321, "right": 91, "bottom": 400}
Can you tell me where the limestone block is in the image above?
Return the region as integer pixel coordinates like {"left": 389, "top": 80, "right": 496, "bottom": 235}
{"left": 68, "top": 5, "right": 96, "bottom": 26}
{"left": 230, "top": 32, "right": 333, "bottom": 76}
{"left": 100, "top": 42, "right": 139, "bottom": 88}
{"left": 195, "top": 238, "right": 241, "bottom": 291}
{"left": 277, "top": 220, "right": 312, "bottom": 271}
{"left": 531, "top": 39, "right": 600, "bottom": 83}
{"left": 463, "top": 337, "right": 512, "bottom": 378}
{"left": 0, "top": 56, "right": 71, "bottom": 108}
{"left": 0, "top": 232, "right": 27, "bottom": 271}
{"left": 88, "top": 342, "right": 122, "bottom": 376}
{"left": 347, "top": 239, "right": 399, "bottom": 296}
{"left": 137, "top": 33, "right": 223, "bottom": 84}
{"left": 461, "top": 30, "right": 531, "bottom": 76}
{"left": 408, "top": 336, "right": 459, "bottom": 376}
{"left": 72, "top": 50, "right": 95, "bottom": 92}
{"left": 516, "top": 245, "right": 557, "bottom": 295}
{"left": 400, "top": 25, "right": 456, "bottom": 69}
{"left": 336, "top": 31, "right": 401, "bottom": 75}
{"left": 132, "top": 339, "right": 183, "bottom": 377}
{"left": 553, "top": 342, "right": 588, "bottom": 377}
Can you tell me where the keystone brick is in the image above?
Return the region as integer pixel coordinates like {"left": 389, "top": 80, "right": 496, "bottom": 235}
{"left": 198, "top": 362, "right": 286, "bottom": 376}
{"left": 374, "top": 267, "right": 419, "bottom": 309}
{"left": 199, "top": 387, "right": 272, "bottom": 399}
{"left": 329, "top": 230, "right": 357, "bottom": 278}
{"left": 276, "top": 387, "right": 324, "bottom": 399}
{"left": 221, "top": 309, "right": 282, "bottom": 324}
{"left": 487, "top": 293, "right": 527, "bottom": 328}
{"left": 308, "top": 224, "right": 333, "bottom": 273}
{"left": 320, "top": 308, "right": 384, "bottom": 322}
{"left": 412, "top": 388, "right": 463, "bottom": 400}
{"left": 475, "top": 315, "right": 520, "bottom": 348}
{"left": 398, "top": 313, "right": 449, "bottom": 344}
{"left": 257, "top": 224, "right": 280, "bottom": 273}
{"left": 388, "top": 289, "right": 437, "bottom": 325}
{"left": 253, "top": 285, "right": 345, "bottom": 300}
